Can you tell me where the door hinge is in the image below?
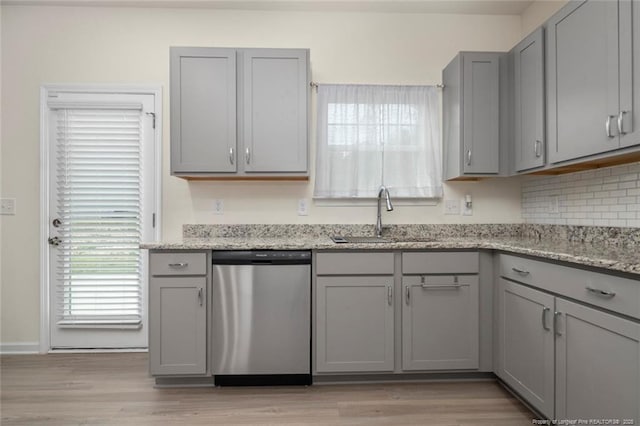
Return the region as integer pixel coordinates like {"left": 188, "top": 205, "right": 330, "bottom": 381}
{"left": 152, "top": 213, "right": 156, "bottom": 228}
{"left": 146, "top": 112, "right": 156, "bottom": 129}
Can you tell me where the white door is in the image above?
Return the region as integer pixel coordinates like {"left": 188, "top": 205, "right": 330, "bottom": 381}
{"left": 45, "top": 90, "right": 157, "bottom": 349}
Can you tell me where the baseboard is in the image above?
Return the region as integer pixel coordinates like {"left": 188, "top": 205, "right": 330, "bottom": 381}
{"left": 0, "top": 342, "right": 40, "bottom": 355}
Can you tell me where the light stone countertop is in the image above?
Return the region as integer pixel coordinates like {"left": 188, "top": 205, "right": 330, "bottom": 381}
{"left": 141, "top": 236, "right": 640, "bottom": 276}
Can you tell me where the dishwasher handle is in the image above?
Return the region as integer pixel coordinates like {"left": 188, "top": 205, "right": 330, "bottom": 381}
{"left": 212, "top": 250, "right": 312, "bottom": 265}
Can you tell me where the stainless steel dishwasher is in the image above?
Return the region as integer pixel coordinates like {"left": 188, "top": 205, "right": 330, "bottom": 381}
{"left": 211, "top": 250, "right": 311, "bottom": 386}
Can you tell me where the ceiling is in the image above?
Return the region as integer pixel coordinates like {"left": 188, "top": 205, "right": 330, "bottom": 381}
{"left": 0, "top": 0, "right": 537, "bottom": 15}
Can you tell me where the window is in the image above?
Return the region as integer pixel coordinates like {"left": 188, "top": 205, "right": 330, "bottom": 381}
{"left": 314, "top": 84, "right": 442, "bottom": 199}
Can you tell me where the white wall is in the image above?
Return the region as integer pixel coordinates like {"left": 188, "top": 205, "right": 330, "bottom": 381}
{"left": 520, "top": 0, "right": 567, "bottom": 37}
{"left": 1, "top": 4, "right": 524, "bottom": 344}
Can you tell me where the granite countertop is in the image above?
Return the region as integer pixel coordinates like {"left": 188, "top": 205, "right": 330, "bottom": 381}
{"left": 141, "top": 233, "right": 640, "bottom": 276}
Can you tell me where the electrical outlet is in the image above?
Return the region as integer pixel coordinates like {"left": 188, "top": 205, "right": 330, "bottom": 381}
{"left": 462, "top": 196, "right": 473, "bottom": 216}
{"left": 0, "top": 198, "right": 16, "bottom": 215}
{"left": 444, "top": 199, "right": 460, "bottom": 215}
{"left": 213, "top": 199, "right": 224, "bottom": 215}
{"left": 298, "top": 198, "right": 309, "bottom": 216}
{"left": 549, "top": 195, "right": 559, "bottom": 214}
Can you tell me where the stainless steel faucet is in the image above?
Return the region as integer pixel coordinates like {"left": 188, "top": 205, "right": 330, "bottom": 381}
{"left": 376, "top": 185, "right": 394, "bottom": 238}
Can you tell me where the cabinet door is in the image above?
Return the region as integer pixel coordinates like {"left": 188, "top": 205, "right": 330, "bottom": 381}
{"left": 241, "top": 49, "right": 308, "bottom": 173}
{"left": 514, "top": 27, "right": 545, "bottom": 172}
{"left": 547, "top": 0, "right": 620, "bottom": 163}
{"left": 620, "top": 0, "right": 639, "bottom": 148}
{"left": 462, "top": 52, "right": 500, "bottom": 174}
{"left": 555, "top": 298, "right": 640, "bottom": 422}
{"left": 149, "top": 277, "right": 207, "bottom": 375}
{"left": 316, "top": 276, "right": 394, "bottom": 372}
{"left": 402, "top": 275, "right": 479, "bottom": 371}
{"left": 497, "top": 279, "right": 555, "bottom": 419}
{"left": 170, "top": 47, "right": 237, "bottom": 174}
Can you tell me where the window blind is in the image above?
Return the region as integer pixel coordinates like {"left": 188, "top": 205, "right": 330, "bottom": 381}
{"left": 54, "top": 108, "right": 143, "bottom": 328}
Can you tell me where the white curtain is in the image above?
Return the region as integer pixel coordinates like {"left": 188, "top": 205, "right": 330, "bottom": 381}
{"left": 314, "top": 84, "right": 442, "bottom": 198}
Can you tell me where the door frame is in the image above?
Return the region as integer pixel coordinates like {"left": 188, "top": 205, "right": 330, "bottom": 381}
{"left": 39, "top": 84, "right": 163, "bottom": 353}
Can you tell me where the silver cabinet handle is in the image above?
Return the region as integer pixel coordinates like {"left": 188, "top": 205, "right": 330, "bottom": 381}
{"left": 198, "top": 288, "right": 203, "bottom": 306}
{"left": 554, "top": 311, "right": 562, "bottom": 336}
{"left": 168, "top": 262, "right": 188, "bottom": 268}
{"left": 511, "top": 267, "right": 530, "bottom": 276}
{"left": 419, "top": 275, "right": 460, "bottom": 289}
{"left": 617, "top": 110, "right": 627, "bottom": 135}
{"left": 229, "top": 147, "right": 235, "bottom": 165}
{"left": 387, "top": 285, "right": 393, "bottom": 306}
{"left": 606, "top": 115, "right": 616, "bottom": 138}
{"left": 534, "top": 140, "right": 542, "bottom": 158}
{"left": 405, "top": 285, "right": 410, "bottom": 305}
{"left": 586, "top": 286, "right": 616, "bottom": 299}
{"left": 245, "top": 147, "right": 251, "bottom": 164}
{"left": 542, "top": 307, "right": 551, "bottom": 331}
{"left": 421, "top": 283, "right": 461, "bottom": 290}
{"left": 466, "top": 149, "right": 472, "bottom": 165}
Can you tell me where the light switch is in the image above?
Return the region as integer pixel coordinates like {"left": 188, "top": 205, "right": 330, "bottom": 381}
{"left": 0, "top": 198, "right": 16, "bottom": 215}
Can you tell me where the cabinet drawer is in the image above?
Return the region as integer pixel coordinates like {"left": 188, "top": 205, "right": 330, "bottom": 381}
{"left": 150, "top": 252, "right": 207, "bottom": 276}
{"left": 402, "top": 252, "right": 479, "bottom": 274}
{"left": 500, "top": 254, "right": 640, "bottom": 320}
{"left": 316, "top": 252, "right": 394, "bottom": 275}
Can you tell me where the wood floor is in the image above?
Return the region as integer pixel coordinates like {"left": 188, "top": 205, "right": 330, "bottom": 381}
{"left": 1, "top": 353, "right": 534, "bottom": 425}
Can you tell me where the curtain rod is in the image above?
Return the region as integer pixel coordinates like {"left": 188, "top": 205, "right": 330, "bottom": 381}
{"left": 309, "top": 81, "right": 445, "bottom": 92}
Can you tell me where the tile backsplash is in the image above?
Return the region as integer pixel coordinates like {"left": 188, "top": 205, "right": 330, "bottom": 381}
{"left": 522, "top": 161, "right": 640, "bottom": 227}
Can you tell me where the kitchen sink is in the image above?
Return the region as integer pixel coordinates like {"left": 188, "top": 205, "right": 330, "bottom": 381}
{"left": 330, "top": 236, "right": 436, "bottom": 244}
{"left": 331, "top": 236, "right": 391, "bottom": 244}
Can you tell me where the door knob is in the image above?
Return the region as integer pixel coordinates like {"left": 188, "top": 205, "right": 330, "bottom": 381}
{"left": 48, "top": 236, "right": 61, "bottom": 246}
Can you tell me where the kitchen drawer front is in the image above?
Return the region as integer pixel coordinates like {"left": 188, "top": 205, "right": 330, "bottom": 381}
{"left": 316, "top": 252, "right": 394, "bottom": 275}
{"left": 402, "top": 252, "right": 479, "bottom": 274}
{"left": 500, "top": 254, "right": 640, "bottom": 320}
{"left": 150, "top": 252, "right": 207, "bottom": 276}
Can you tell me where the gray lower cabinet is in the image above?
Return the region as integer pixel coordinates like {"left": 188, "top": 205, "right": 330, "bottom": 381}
{"left": 546, "top": 0, "right": 639, "bottom": 164}
{"left": 170, "top": 47, "right": 309, "bottom": 177}
{"left": 512, "top": 27, "right": 545, "bottom": 173}
{"left": 315, "top": 251, "right": 482, "bottom": 374}
{"left": 316, "top": 276, "right": 395, "bottom": 373}
{"left": 401, "top": 251, "right": 480, "bottom": 371}
{"left": 498, "top": 254, "right": 640, "bottom": 421}
{"left": 402, "top": 274, "right": 479, "bottom": 370}
{"left": 443, "top": 52, "right": 503, "bottom": 180}
{"left": 315, "top": 251, "right": 395, "bottom": 373}
{"left": 496, "top": 278, "right": 555, "bottom": 418}
{"left": 149, "top": 251, "right": 208, "bottom": 376}
{"left": 555, "top": 298, "right": 640, "bottom": 422}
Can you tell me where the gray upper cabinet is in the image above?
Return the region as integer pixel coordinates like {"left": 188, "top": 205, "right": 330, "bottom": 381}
{"left": 443, "top": 52, "right": 502, "bottom": 180}
{"left": 170, "top": 47, "right": 309, "bottom": 178}
{"left": 512, "top": 27, "right": 545, "bottom": 172}
{"left": 171, "top": 48, "right": 237, "bottom": 174}
{"left": 241, "top": 49, "right": 308, "bottom": 173}
{"left": 546, "top": 0, "right": 639, "bottom": 164}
